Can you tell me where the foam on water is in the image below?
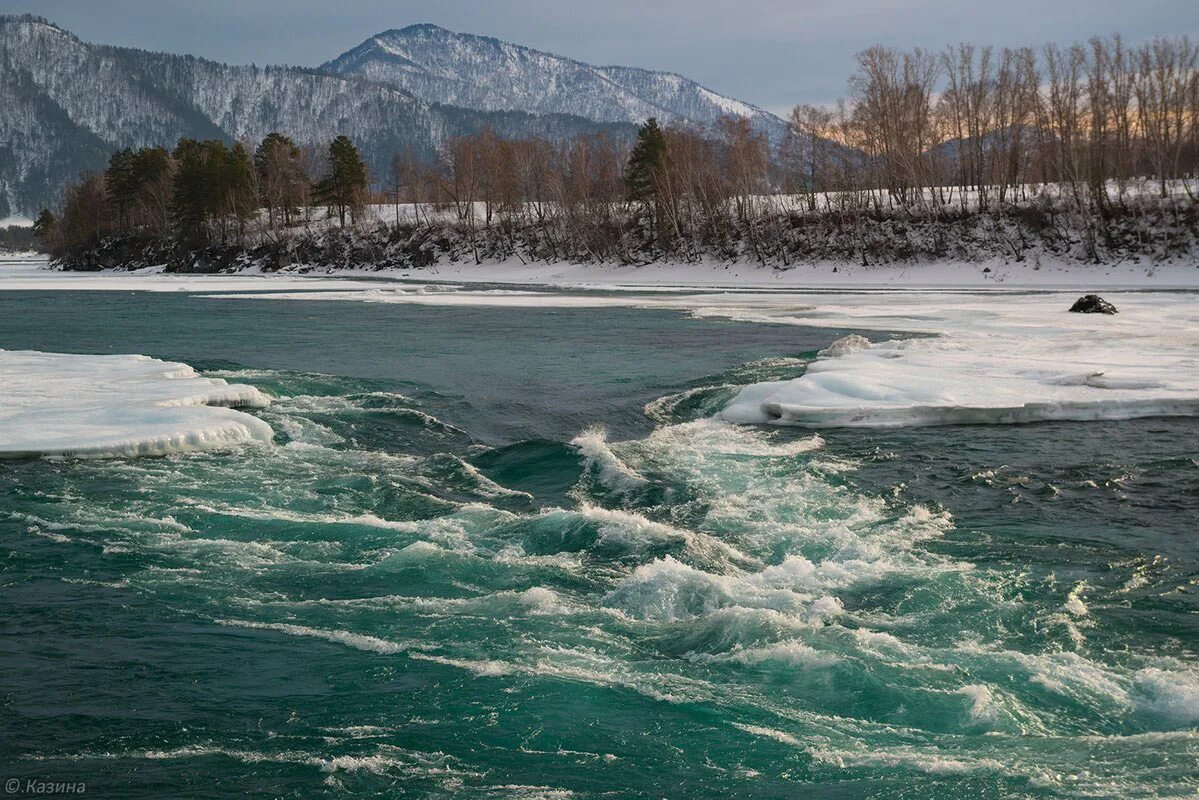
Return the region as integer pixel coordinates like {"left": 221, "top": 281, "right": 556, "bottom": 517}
{"left": 5, "top": 351, "right": 1198, "bottom": 798}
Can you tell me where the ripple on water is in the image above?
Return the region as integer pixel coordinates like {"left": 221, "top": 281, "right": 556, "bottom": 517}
{"left": 3, "top": 364, "right": 1197, "bottom": 799}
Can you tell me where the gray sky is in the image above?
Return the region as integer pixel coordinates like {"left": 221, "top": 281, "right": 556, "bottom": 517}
{"left": 4, "top": 0, "right": 1195, "bottom": 115}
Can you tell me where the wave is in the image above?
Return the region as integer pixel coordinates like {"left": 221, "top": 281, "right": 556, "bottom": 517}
{"left": 215, "top": 618, "right": 416, "bottom": 654}
{"left": 12, "top": 344, "right": 1197, "bottom": 795}
{"left": 570, "top": 426, "right": 649, "bottom": 491}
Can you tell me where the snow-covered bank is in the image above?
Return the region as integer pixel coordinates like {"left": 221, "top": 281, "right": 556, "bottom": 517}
{"left": 0, "top": 254, "right": 383, "bottom": 293}
{"left": 6, "top": 249, "right": 1199, "bottom": 293}
{"left": 0, "top": 351, "right": 273, "bottom": 458}
{"left": 388, "top": 257, "right": 1199, "bottom": 292}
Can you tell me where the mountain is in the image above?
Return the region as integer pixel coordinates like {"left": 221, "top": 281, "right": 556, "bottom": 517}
{"left": 0, "top": 15, "right": 634, "bottom": 216}
{"left": 0, "top": 16, "right": 793, "bottom": 218}
{"left": 321, "top": 24, "right": 789, "bottom": 142}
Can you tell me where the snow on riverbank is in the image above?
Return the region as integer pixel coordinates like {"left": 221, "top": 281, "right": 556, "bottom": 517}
{"left": 4, "top": 251, "right": 1199, "bottom": 292}
{"left": 385, "top": 257, "right": 1199, "bottom": 291}
{"left": 0, "top": 254, "right": 380, "bottom": 293}
{"left": 0, "top": 351, "right": 273, "bottom": 458}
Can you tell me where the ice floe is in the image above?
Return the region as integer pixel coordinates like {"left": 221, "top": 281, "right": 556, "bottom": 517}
{"left": 0, "top": 350, "right": 273, "bottom": 458}
{"left": 720, "top": 292, "right": 1199, "bottom": 427}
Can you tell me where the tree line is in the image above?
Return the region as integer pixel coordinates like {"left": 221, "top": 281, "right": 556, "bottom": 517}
{"left": 38, "top": 33, "right": 1198, "bottom": 267}
{"left": 786, "top": 35, "right": 1198, "bottom": 214}
{"left": 39, "top": 133, "right": 368, "bottom": 259}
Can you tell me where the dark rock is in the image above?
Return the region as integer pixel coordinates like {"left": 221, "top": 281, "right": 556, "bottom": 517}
{"left": 1069, "top": 294, "right": 1118, "bottom": 314}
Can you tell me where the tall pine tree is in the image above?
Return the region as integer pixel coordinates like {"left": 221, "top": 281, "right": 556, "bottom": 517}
{"left": 171, "top": 139, "right": 233, "bottom": 244}
{"left": 32, "top": 209, "right": 56, "bottom": 249}
{"left": 224, "top": 142, "right": 257, "bottom": 241}
{"left": 171, "top": 139, "right": 208, "bottom": 243}
{"left": 104, "top": 148, "right": 138, "bottom": 228}
{"left": 624, "top": 118, "right": 668, "bottom": 244}
{"left": 317, "top": 135, "right": 367, "bottom": 228}
{"left": 624, "top": 118, "right": 667, "bottom": 202}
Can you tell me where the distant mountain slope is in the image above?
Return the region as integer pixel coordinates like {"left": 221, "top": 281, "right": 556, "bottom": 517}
{"left": 320, "top": 24, "right": 790, "bottom": 141}
{"left": 0, "top": 15, "right": 633, "bottom": 216}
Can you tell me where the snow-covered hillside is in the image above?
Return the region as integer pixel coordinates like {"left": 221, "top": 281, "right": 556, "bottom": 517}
{"left": 320, "top": 24, "right": 790, "bottom": 141}
{"left": 0, "top": 15, "right": 634, "bottom": 216}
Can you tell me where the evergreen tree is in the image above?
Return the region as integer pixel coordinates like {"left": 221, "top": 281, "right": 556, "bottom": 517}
{"left": 171, "top": 138, "right": 231, "bottom": 244}
{"left": 32, "top": 209, "right": 56, "bottom": 249}
{"left": 171, "top": 139, "right": 206, "bottom": 242}
{"left": 199, "top": 140, "right": 232, "bottom": 233}
{"left": 317, "top": 135, "right": 368, "bottom": 228}
{"left": 224, "top": 142, "right": 257, "bottom": 240}
{"left": 624, "top": 118, "right": 668, "bottom": 243}
{"left": 624, "top": 118, "right": 667, "bottom": 203}
{"left": 104, "top": 148, "right": 138, "bottom": 228}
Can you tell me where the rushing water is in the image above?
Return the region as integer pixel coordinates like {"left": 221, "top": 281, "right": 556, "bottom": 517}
{"left": 1, "top": 290, "right": 1197, "bottom": 799}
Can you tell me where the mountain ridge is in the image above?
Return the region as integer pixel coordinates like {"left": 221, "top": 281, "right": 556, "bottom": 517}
{"left": 320, "top": 23, "right": 789, "bottom": 141}
{"left": 0, "top": 15, "right": 789, "bottom": 217}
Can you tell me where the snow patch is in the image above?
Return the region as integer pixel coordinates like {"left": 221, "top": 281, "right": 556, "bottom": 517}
{"left": 722, "top": 292, "right": 1199, "bottom": 428}
{"left": 0, "top": 350, "right": 273, "bottom": 458}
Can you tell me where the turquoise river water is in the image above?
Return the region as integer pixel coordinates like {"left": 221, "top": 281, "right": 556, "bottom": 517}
{"left": 1, "top": 290, "right": 1197, "bottom": 799}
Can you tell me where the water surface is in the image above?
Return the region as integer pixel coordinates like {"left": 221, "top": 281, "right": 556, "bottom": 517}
{"left": 1, "top": 290, "right": 1196, "bottom": 799}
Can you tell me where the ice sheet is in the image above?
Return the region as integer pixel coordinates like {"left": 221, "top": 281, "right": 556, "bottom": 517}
{"left": 0, "top": 350, "right": 273, "bottom": 458}
{"left": 719, "top": 293, "right": 1199, "bottom": 427}
{"left": 194, "top": 283, "right": 1199, "bottom": 429}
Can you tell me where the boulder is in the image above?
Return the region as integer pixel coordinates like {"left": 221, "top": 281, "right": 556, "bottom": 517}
{"left": 1069, "top": 295, "right": 1118, "bottom": 315}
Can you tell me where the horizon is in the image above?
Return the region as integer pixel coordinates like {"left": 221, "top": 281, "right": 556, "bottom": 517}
{"left": 1, "top": 0, "right": 1195, "bottom": 117}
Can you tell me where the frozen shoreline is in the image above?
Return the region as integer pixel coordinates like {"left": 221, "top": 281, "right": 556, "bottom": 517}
{"left": 3, "top": 251, "right": 1199, "bottom": 292}
{"left": 368, "top": 257, "right": 1199, "bottom": 292}
{"left": 4, "top": 251, "right": 1199, "bottom": 433}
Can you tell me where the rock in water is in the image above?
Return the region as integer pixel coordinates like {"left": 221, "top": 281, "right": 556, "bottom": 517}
{"left": 1069, "top": 295, "right": 1118, "bottom": 315}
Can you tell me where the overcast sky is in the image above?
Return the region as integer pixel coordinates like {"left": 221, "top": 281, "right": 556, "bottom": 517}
{"left": 4, "top": 0, "right": 1195, "bottom": 115}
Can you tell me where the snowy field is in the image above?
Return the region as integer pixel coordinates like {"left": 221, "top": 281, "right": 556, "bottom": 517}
{"left": 0, "top": 351, "right": 273, "bottom": 458}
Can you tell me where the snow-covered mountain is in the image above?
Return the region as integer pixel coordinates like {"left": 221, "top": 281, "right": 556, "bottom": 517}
{"left": 0, "top": 15, "right": 633, "bottom": 216}
{"left": 322, "top": 24, "right": 789, "bottom": 142}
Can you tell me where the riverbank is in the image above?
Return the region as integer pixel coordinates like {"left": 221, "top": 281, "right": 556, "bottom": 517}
{"left": 5, "top": 250, "right": 1199, "bottom": 292}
